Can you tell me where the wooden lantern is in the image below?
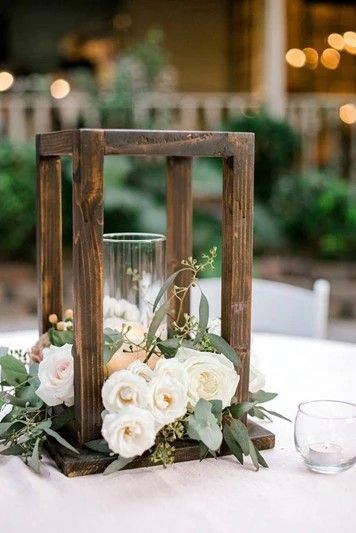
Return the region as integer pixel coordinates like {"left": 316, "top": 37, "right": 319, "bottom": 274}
{"left": 36, "top": 129, "right": 274, "bottom": 476}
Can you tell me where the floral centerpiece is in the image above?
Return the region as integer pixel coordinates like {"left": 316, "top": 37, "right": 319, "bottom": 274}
{"left": 0, "top": 250, "right": 287, "bottom": 474}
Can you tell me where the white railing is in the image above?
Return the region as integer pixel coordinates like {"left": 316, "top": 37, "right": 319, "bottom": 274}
{"left": 0, "top": 91, "right": 355, "bottom": 179}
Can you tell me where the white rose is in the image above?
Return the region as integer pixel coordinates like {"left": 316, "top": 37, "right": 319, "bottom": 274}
{"left": 176, "top": 347, "right": 239, "bottom": 409}
{"left": 147, "top": 374, "right": 188, "bottom": 426}
{"left": 102, "top": 407, "right": 156, "bottom": 458}
{"left": 249, "top": 364, "right": 266, "bottom": 393}
{"left": 102, "top": 370, "right": 148, "bottom": 412}
{"left": 127, "top": 360, "right": 154, "bottom": 382}
{"left": 154, "top": 357, "right": 189, "bottom": 390}
{"left": 36, "top": 344, "right": 74, "bottom": 407}
{"left": 195, "top": 324, "right": 266, "bottom": 394}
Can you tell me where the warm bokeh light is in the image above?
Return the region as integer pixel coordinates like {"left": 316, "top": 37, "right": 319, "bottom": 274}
{"left": 50, "top": 79, "right": 71, "bottom": 99}
{"left": 303, "top": 48, "right": 318, "bottom": 69}
{"left": 320, "top": 48, "right": 340, "bottom": 69}
{"left": 0, "top": 71, "right": 14, "bottom": 91}
{"left": 339, "top": 104, "right": 356, "bottom": 125}
{"left": 344, "top": 43, "right": 356, "bottom": 55}
{"left": 344, "top": 31, "right": 356, "bottom": 48}
{"left": 327, "top": 33, "right": 344, "bottom": 51}
{"left": 285, "top": 48, "right": 306, "bottom": 68}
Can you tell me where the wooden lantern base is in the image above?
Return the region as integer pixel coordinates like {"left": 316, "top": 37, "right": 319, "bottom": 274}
{"left": 47, "top": 421, "right": 275, "bottom": 477}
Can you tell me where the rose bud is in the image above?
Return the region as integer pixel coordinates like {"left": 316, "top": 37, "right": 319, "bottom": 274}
{"left": 64, "top": 308, "right": 73, "bottom": 320}
{"left": 56, "top": 321, "right": 66, "bottom": 331}
{"left": 48, "top": 313, "right": 58, "bottom": 325}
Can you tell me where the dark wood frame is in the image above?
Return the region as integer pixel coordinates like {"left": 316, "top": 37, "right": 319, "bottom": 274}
{"left": 37, "top": 128, "right": 274, "bottom": 477}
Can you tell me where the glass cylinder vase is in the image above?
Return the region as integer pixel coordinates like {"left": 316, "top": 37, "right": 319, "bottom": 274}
{"left": 103, "top": 233, "right": 166, "bottom": 329}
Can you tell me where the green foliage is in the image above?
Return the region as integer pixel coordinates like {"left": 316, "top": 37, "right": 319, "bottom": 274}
{"left": 222, "top": 112, "right": 299, "bottom": 201}
{"left": 0, "top": 142, "right": 36, "bottom": 260}
{"left": 0, "top": 348, "right": 75, "bottom": 472}
{"left": 49, "top": 328, "right": 74, "bottom": 347}
{"left": 100, "top": 29, "right": 169, "bottom": 129}
{"left": 103, "top": 329, "right": 124, "bottom": 365}
{"left": 103, "top": 456, "right": 133, "bottom": 475}
{"left": 271, "top": 171, "right": 356, "bottom": 259}
{"left": 187, "top": 399, "right": 223, "bottom": 451}
{"left": 150, "top": 419, "right": 185, "bottom": 467}
{"left": 206, "top": 334, "right": 240, "bottom": 367}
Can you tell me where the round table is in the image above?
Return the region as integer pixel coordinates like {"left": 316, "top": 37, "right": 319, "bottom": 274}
{"left": 1, "top": 331, "right": 355, "bottom": 533}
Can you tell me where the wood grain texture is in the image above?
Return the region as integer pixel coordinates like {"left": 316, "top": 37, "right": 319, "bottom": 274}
{"left": 166, "top": 157, "right": 193, "bottom": 323}
{"left": 72, "top": 130, "right": 105, "bottom": 444}
{"left": 37, "top": 128, "right": 258, "bottom": 470}
{"left": 47, "top": 420, "right": 274, "bottom": 477}
{"left": 104, "top": 129, "right": 252, "bottom": 157}
{"left": 221, "top": 143, "right": 255, "bottom": 403}
{"left": 36, "top": 138, "right": 63, "bottom": 333}
{"left": 38, "top": 130, "right": 74, "bottom": 156}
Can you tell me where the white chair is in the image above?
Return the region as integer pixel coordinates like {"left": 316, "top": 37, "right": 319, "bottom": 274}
{"left": 190, "top": 277, "right": 330, "bottom": 339}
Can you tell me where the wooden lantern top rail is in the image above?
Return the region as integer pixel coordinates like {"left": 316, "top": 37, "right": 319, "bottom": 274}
{"left": 37, "top": 128, "right": 254, "bottom": 158}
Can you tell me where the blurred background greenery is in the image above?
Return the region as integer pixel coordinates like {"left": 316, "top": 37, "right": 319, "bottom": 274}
{"left": 1, "top": 113, "right": 355, "bottom": 265}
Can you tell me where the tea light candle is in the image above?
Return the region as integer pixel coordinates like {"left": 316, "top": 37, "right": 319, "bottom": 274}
{"left": 308, "top": 442, "right": 342, "bottom": 466}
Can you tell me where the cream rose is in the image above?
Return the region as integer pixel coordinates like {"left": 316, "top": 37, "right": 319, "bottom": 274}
{"left": 35, "top": 343, "right": 74, "bottom": 407}
{"left": 102, "top": 407, "right": 156, "bottom": 458}
{"left": 127, "top": 360, "right": 154, "bottom": 382}
{"left": 176, "top": 347, "right": 239, "bottom": 408}
{"left": 102, "top": 370, "right": 148, "bottom": 412}
{"left": 154, "top": 357, "right": 189, "bottom": 390}
{"left": 147, "top": 374, "right": 188, "bottom": 426}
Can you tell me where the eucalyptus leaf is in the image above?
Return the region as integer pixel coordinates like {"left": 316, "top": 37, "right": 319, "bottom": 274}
{"left": 27, "top": 438, "right": 41, "bottom": 474}
{"left": 187, "top": 400, "right": 223, "bottom": 451}
{"left": 17, "top": 383, "right": 43, "bottom": 408}
{"left": 255, "top": 446, "right": 268, "bottom": 468}
{"left": 0, "top": 420, "right": 25, "bottom": 437}
{"left": 194, "top": 399, "right": 213, "bottom": 423}
{"left": 257, "top": 406, "right": 291, "bottom": 422}
{"left": 0, "top": 390, "right": 27, "bottom": 407}
{"left": 49, "top": 328, "right": 74, "bottom": 347}
{"left": 248, "top": 441, "right": 260, "bottom": 471}
{"left": 44, "top": 427, "right": 78, "bottom": 454}
{"left": 249, "top": 390, "right": 278, "bottom": 404}
{"left": 0, "top": 443, "right": 24, "bottom": 456}
{"left": 38, "top": 419, "right": 52, "bottom": 430}
{"left": 85, "top": 439, "right": 111, "bottom": 454}
{"left": 152, "top": 269, "right": 184, "bottom": 312}
{"left": 206, "top": 333, "right": 240, "bottom": 367}
{"left": 193, "top": 292, "right": 209, "bottom": 345}
{"left": 197, "top": 424, "right": 223, "bottom": 451}
{"left": 146, "top": 300, "right": 170, "bottom": 346}
{"left": 51, "top": 406, "right": 75, "bottom": 430}
{"left": 250, "top": 406, "right": 271, "bottom": 421}
{"left": 199, "top": 442, "right": 209, "bottom": 461}
{"left": 229, "top": 402, "right": 256, "bottom": 419}
{"left": 229, "top": 418, "right": 250, "bottom": 455}
{"left": 223, "top": 424, "right": 244, "bottom": 465}
{"left": 157, "top": 338, "right": 180, "bottom": 358}
{"left": 103, "top": 456, "right": 133, "bottom": 475}
{"left": 103, "top": 331, "right": 124, "bottom": 365}
{"left": 0, "top": 355, "right": 28, "bottom": 387}
{"left": 210, "top": 399, "right": 223, "bottom": 423}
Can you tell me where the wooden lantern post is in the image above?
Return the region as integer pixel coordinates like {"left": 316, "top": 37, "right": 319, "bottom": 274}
{"left": 37, "top": 129, "right": 274, "bottom": 476}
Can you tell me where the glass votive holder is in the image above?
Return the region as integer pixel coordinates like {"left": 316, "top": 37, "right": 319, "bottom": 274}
{"left": 103, "top": 233, "right": 166, "bottom": 329}
{"left": 294, "top": 400, "right": 356, "bottom": 474}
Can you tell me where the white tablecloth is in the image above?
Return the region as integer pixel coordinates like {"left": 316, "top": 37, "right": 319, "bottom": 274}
{"left": 1, "top": 331, "right": 355, "bottom": 533}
